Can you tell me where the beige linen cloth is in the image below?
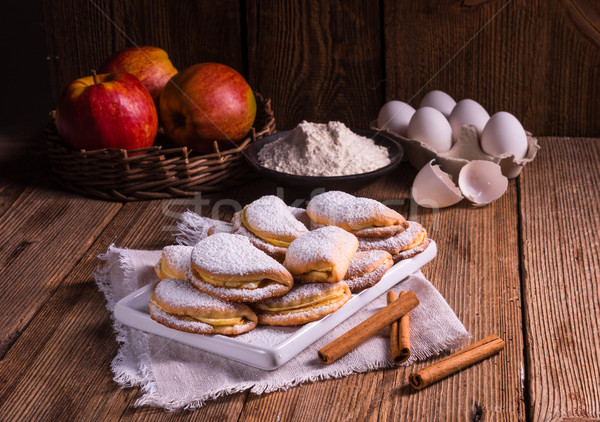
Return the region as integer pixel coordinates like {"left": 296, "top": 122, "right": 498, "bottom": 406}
{"left": 94, "top": 213, "right": 470, "bottom": 411}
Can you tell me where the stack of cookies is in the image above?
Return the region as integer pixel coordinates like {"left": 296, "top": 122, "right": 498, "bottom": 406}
{"left": 149, "top": 192, "right": 431, "bottom": 336}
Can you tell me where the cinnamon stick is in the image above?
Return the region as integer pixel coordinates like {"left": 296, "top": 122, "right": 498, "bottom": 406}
{"left": 396, "top": 291, "right": 411, "bottom": 363}
{"left": 409, "top": 334, "right": 505, "bottom": 390}
{"left": 387, "top": 291, "right": 411, "bottom": 364}
{"left": 386, "top": 291, "right": 401, "bottom": 362}
{"left": 318, "top": 290, "right": 419, "bottom": 364}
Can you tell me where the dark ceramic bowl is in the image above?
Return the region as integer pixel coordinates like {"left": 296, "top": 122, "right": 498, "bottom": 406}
{"left": 244, "top": 128, "right": 403, "bottom": 190}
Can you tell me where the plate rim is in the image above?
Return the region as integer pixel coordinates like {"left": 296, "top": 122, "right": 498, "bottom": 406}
{"left": 113, "top": 240, "right": 437, "bottom": 371}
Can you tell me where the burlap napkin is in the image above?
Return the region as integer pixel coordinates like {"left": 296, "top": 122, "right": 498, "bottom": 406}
{"left": 94, "top": 214, "right": 470, "bottom": 411}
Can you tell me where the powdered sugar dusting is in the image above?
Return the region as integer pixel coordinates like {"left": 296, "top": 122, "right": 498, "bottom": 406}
{"left": 256, "top": 299, "right": 348, "bottom": 325}
{"left": 186, "top": 268, "right": 292, "bottom": 303}
{"left": 191, "top": 233, "right": 287, "bottom": 277}
{"left": 244, "top": 196, "right": 308, "bottom": 239}
{"left": 358, "top": 221, "right": 424, "bottom": 254}
{"left": 153, "top": 278, "right": 251, "bottom": 314}
{"left": 288, "top": 206, "right": 311, "bottom": 227}
{"left": 149, "top": 302, "right": 214, "bottom": 332}
{"left": 257, "top": 281, "right": 347, "bottom": 308}
{"left": 306, "top": 191, "right": 402, "bottom": 229}
{"left": 232, "top": 211, "right": 287, "bottom": 259}
{"left": 160, "top": 245, "right": 192, "bottom": 277}
{"left": 149, "top": 302, "right": 256, "bottom": 335}
{"left": 254, "top": 282, "right": 352, "bottom": 325}
{"left": 284, "top": 226, "right": 358, "bottom": 271}
{"left": 344, "top": 259, "right": 391, "bottom": 293}
{"left": 258, "top": 121, "right": 390, "bottom": 176}
{"left": 345, "top": 250, "right": 392, "bottom": 280}
{"left": 392, "top": 238, "right": 431, "bottom": 262}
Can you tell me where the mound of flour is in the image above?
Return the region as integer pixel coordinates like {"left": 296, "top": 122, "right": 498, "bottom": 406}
{"left": 258, "top": 121, "right": 391, "bottom": 176}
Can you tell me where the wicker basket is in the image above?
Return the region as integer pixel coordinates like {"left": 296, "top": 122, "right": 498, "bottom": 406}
{"left": 45, "top": 93, "right": 276, "bottom": 201}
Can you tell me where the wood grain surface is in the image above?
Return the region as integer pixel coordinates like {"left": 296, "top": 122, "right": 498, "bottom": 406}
{"left": 246, "top": 0, "right": 384, "bottom": 129}
{"left": 519, "top": 138, "right": 600, "bottom": 420}
{"left": 376, "top": 178, "right": 525, "bottom": 420}
{"left": 383, "top": 0, "right": 600, "bottom": 137}
{"left": 0, "top": 137, "right": 599, "bottom": 420}
{"left": 42, "top": 0, "right": 244, "bottom": 102}
{"left": 41, "top": 0, "right": 600, "bottom": 136}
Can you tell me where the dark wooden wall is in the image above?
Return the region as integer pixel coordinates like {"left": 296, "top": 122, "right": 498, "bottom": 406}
{"left": 42, "top": 0, "right": 600, "bottom": 136}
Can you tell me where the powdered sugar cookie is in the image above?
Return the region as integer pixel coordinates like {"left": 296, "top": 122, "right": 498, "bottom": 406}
{"left": 154, "top": 245, "right": 193, "bottom": 280}
{"left": 392, "top": 237, "right": 431, "bottom": 262}
{"left": 344, "top": 250, "right": 393, "bottom": 293}
{"left": 253, "top": 281, "right": 352, "bottom": 326}
{"left": 207, "top": 221, "right": 235, "bottom": 236}
{"left": 149, "top": 278, "right": 257, "bottom": 335}
{"left": 288, "top": 206, "right": 311, "bottom": 228}
{"left": 284, "top": 226, "right": 358, "bottom": 283}
{"left": 306, "top": 191, "right": 407, "bottom": 238}
{"left": 232, "top": 211, "right": 287, "bottom": 261}
{"left": 358, "top": 221, "right": 426, "bottom": 255}
{"left": 188, "top": 233, "right": 293, "bottom": 303}
{"left": 231, "top": 196, "right": 309, "bottom": 261}
{"left": 242, "top": 195, "right": 308, "bottom": 244}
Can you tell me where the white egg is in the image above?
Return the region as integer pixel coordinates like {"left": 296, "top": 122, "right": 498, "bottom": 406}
{"left": 412, "top": 160, "right": 463, "bottom": 208}
{"left": 448, "top": 99, "right": 490, "bottom": 140}
{"left": 420, "top": 90, "right": 456, "bottom": 118}
{"left": 407, "top": 107, "right": 453, "bottom": 153}
{"left": 377, "top": 100, "right": 416, "bottom": 137}
{"left": 458, "top": 160, "right": 508, "bottom": 206}
{"left": 480, "top": 111, "right": 528, "bottom": 160}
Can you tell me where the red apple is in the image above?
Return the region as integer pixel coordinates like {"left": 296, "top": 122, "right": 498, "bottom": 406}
{"left": 56, "top": 72, "right": 158, "bottom": 151}
{"left": 159, "top": 63, "right": 256, "bottom": 154}
{"left": 99, "top": 46, "right": 178, "bottom": 103}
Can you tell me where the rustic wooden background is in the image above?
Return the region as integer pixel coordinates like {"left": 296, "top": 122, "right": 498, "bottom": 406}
{"left": 40, "top": 0, "right": 600, "bottom": 136}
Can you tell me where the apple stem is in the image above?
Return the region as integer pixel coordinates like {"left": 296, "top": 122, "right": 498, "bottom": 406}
{"left": 91, "top": 69, "right": 98, "bottom": 84}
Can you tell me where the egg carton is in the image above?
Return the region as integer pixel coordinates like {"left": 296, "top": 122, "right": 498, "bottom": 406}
{"left": 371, "top": 121, "right": 539, "bottom": 180}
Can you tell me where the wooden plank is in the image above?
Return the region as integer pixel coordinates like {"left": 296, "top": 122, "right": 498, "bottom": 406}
{"left": 110, "top": 1, "right": 244, "bottom": 74}
{"left": 383, "top": 0, "right": 600, "bottom": 137}
{"left": 246, "top": 0, "right": 384, "bottom": 130}
{"left": 42, "top": 0, "right": 244, "bottom": 101}
{"left": 0, "top": 199, "right": 249, "bottom": 421}
{"left": 42, "top": 0, "right": 114, "bottom": 101}
{"left": 373, "top": 174, "right": 525, "bottom": 419}
{"left": 0, "top": 183, "right": 121, "bottom": 358}
{"left": 0, "top": 129, "right": 47, "bottom": 220}
{"left": 239, "top": 373, "right": 384, "bottom": 422}
{"left": 519, "top": 137, "right": 600, "bottom": 420}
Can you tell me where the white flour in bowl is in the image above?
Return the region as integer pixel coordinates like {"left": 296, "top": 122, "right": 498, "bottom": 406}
{"left": 257, "top": 121, "right": 391, "bottom": 176}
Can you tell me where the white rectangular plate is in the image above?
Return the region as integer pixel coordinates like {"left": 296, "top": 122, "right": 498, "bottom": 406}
{"left": 114, "top": 240, "right": 436, "bottom": 370}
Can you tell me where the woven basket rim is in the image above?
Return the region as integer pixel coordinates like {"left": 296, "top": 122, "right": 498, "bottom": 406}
{"left": 46, "top": 92, "right": 276, "bottom": 201}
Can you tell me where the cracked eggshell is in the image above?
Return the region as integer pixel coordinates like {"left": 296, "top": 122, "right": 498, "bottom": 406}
{"left": 458, "top": 160, "right": 508, "bottom": 207}
{"left": 412, "top": 160, "right": 464, "bottom": 208}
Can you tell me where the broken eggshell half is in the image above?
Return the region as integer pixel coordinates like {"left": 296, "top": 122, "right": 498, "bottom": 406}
{"left": 412, "top": 159, "right": 508, "bottom": 208}
{"left": 412, "top": 160, "right": 464, "bottom": 208}
{"left": 458, "top": 160, "right": 508, "bottom": 207}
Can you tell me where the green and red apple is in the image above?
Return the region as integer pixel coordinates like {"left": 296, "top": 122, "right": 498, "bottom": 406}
{"left": 56, "top": 72, "right": 158, "bottom": 151}
{"left": 100, "top": 46, "right": 178, "bottom": 103}
{"left": 159, "top": 63, "right": 256, "bottom": 154}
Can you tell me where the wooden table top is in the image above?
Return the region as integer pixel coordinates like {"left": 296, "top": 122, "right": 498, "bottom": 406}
{"left": 0, "top": 130, "right": 598, "bottom": 421}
